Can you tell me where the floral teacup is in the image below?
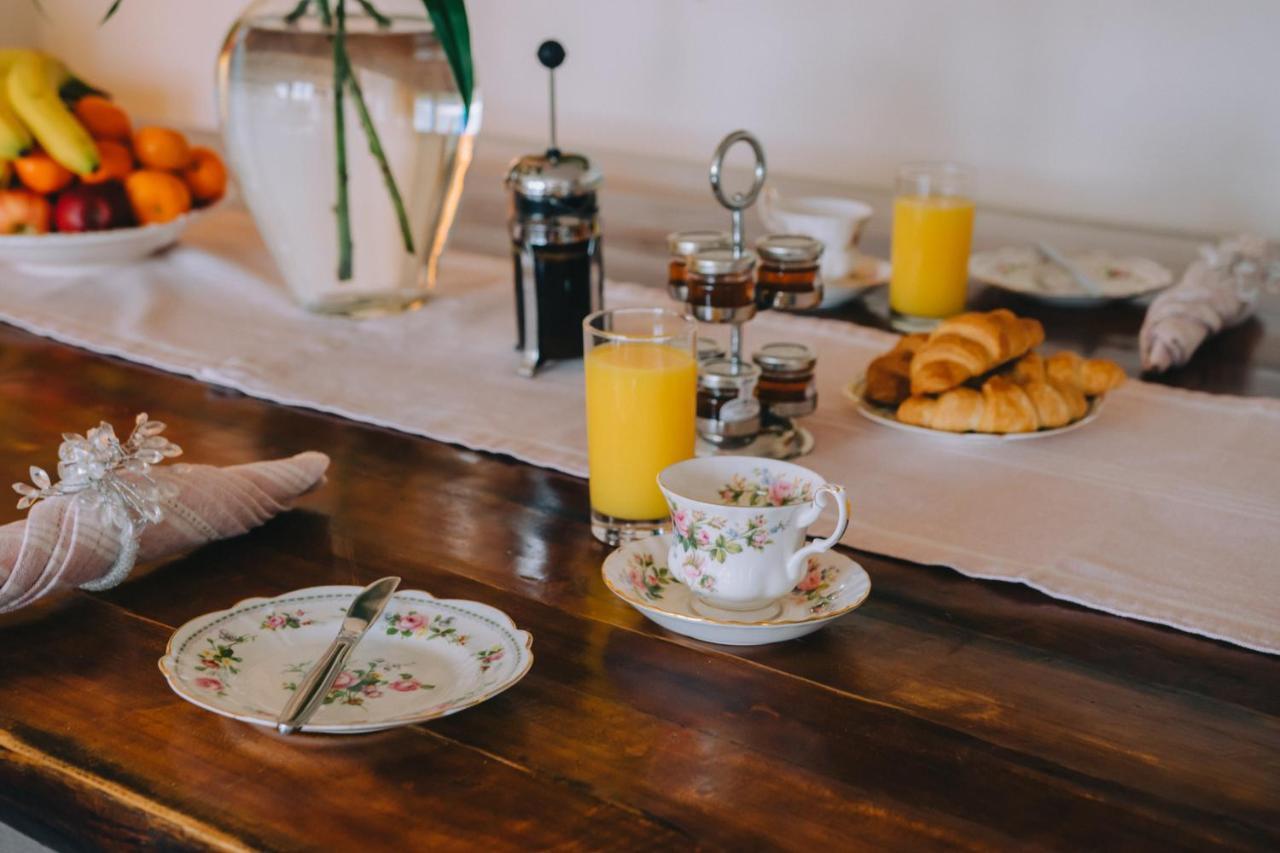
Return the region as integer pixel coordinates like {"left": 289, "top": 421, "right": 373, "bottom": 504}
{"left": 657, "top": 457, "right": 850, "bottom": 618}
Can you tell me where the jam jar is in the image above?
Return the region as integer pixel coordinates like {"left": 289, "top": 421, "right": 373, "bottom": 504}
{"left": 696, "top": 337, "right": 726, "bottom": 363}
{"left": 697, "top": 358, "right": 762, "bottom": 444}
{"left": 755, "top": 234, "right": 824, "bottom": 310}
{"left": 667, "top": 230, "right": 732, "bottom": 302}
{"left": 753, "top": 342, "right": 817, "bottom": 421}
{"left": 685, "top": 249, "right": 757, "bottom": 323}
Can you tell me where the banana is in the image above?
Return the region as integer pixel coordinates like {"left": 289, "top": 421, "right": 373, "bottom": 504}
{"left": 7, "top": 52, "right": 98, "bottom": 175}
{"left": 0, "top": 51, "right": 35, "bottom": 159}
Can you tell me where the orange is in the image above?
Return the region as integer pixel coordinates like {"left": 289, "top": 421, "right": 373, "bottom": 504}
{"left": 82, "top": 139, "right": 135, "bottom": 185}
{"left": 73, "top": 95, "right": 132, "bottom": 141}
{"left": 13, "top": 151, "right": 74, "bottom": 194}
{"left": 125, "top": 169, "right": 191, "bottom": 224}
{"left": 132, "top": 126, "right": 191, "bottom": 171}
{"left": 180, "top": 146, "right": 227, "bottom": 203}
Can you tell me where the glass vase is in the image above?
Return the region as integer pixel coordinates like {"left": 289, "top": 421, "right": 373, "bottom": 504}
{"left": 217, "top": 0, "right": 479, "bottom": 316}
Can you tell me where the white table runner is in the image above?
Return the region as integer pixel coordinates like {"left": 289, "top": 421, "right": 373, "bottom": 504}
{"left": 2, "top": 208, "right": 1278, "bottom": 654}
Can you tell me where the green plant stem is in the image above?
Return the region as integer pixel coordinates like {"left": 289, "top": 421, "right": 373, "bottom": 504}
{"left": 339, "top": 47, "right": 415, "bottom": 254}
{"left": 100, "top": 0, "right": 123, "bottom": 23}
{"left": 329, "top": 0, "right": 353, "bottom": 280}
{"left": 284, "top": 0, "right": 312, "bottom": 24}
{"left": 354, "top": 0, "right": 392, "bottom": 27}
{"left": 315, "top": 0, "right": 333, "bottom": 27}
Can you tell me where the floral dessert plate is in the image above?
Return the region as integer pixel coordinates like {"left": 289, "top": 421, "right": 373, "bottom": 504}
{"left": 602, "top": 536, "right": 870, "bottom": 646}
{"left": 159, "top": 585, "right": 532, "bottom": 734}
{"left": 969, "top": 246, "right": 1173, "bottom": 307}
{"left": 844, "top": 379, "right": 1104, "bottom": 441}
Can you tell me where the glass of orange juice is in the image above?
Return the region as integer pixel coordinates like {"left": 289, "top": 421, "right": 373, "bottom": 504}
{"left": 889, "top": 162, "right": 975, "bottom": 332}
{"left": 584, "top": 308, "right": 697, "bottom": 545}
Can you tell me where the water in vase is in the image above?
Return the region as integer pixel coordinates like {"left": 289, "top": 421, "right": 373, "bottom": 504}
{"left": 218, "top": 6, "right": 478, "bottom": 315}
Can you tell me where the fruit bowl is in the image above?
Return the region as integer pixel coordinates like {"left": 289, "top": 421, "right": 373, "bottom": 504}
{"left": 0, "top": 202, "right": 216, "bottom": 275}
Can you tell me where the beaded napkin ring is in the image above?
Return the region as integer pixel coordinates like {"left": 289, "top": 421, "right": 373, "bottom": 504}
{"left": 11, "top": 413, "right": 183, "bottom": 591}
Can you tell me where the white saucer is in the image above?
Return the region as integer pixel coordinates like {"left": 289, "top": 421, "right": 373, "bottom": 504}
{"left": 602, "top": 535, "right": 870, "bottom": 645}
{"left": 969, "top": 246, "right": 1172, "bottom": 307}
{"left": 843, "top": 378, "right": 1103, "bottom": 441}
{"left": 823, "top": 254, "right": 890, "bottom": 306}
{"left": 159, "top": 585, "right": 533, "bottom": 734}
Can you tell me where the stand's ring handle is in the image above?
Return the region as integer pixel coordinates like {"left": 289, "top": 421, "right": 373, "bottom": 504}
{"left": 709, "top": 130, "right": 767, "bottom": 212}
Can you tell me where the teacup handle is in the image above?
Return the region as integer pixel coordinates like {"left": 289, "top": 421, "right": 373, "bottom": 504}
{"left": 785, "top": 485, "right": 850, "bottom": 583}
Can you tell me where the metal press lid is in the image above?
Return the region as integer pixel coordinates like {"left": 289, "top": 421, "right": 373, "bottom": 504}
{"left": 668, "top": 230, "right": 732, "bottom": 258}
{"left": 754, "top": 234, "right": 824, "bottom": 264}
{"left": 505, "top": 151, "right": 602, "bottom": 199}
{"left": 753, "top": 342, "right": 817, "bottom": 374}
{"left": 687, "top": 248, "right": 757, "bottom": 277}
{"left": 698, "top": 358, "right": 761, "bottom": 391}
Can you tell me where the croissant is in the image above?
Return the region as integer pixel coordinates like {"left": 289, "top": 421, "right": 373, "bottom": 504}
{"left": 1044, "top": 351, "right": 1126, "bottom": 396}
{"left": 898, "top": 375, "right": 1080, "bottom": 433}
{"left": 909, "top": 309, "right": 1045, "bottom": 395}
{"left": 864, "top": 333, "right": 928, "bottom": 407}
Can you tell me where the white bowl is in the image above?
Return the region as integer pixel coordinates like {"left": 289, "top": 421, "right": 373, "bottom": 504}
{"left": 0, "top": 204, "right": 215, "bottom": 275}
{"left": 758, "top": 188, "right": 874, "bottom": 279}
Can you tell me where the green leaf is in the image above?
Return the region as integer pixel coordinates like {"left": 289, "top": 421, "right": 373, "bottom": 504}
{"left": 421, "top": 0, "right": 474, "bottom": 120}
{"left": 99, "top": 0, "right": 124, "bottom": 24}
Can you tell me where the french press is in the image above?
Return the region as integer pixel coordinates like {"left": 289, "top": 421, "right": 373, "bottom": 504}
{"left": 505, "top": 40, "right": 605, "bottom": 377}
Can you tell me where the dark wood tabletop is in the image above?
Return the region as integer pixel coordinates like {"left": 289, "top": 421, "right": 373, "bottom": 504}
{"left": 1, "top": 191, "right": 1278, "bottom": 851}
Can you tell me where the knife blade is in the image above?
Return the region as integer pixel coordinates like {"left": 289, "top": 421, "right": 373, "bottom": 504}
{"left": 1035, "top": 241, "right": 1104, "bottom": 297}
{"left": 276, "top": 575, "right": 401, "bottom": 735}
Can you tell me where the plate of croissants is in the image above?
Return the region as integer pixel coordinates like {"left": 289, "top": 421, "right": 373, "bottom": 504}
{"left": 846, "top": 308, "right": 1126, "bottom": 438}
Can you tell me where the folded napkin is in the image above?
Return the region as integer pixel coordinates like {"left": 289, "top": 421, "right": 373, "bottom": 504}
{"left": 1, "top": 414, "right": 328, "bottom": 613}
{"left": 1140, "top": 233, "right": 1280, "bottom": 372}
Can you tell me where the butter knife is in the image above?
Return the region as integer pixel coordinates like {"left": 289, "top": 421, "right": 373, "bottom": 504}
{"left": 276, "top": 576, "right": 401, "bottom": 735}
{"left": 1035, "top": 241, "right": 1104, "bottom": 297}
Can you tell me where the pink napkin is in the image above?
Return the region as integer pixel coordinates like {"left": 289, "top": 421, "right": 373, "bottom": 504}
{"left": 1140, "top": 234, "right": 1280, "bottom": 372}
{"left": 1, "top": 448, "right": 329, "bottom": 614}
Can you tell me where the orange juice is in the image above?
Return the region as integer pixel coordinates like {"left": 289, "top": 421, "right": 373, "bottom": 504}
{"left": 585, "top": 342, "right": 696, "bottom": 520}
{"left": 890, "top": 195, "right": 975, "bottom": 319}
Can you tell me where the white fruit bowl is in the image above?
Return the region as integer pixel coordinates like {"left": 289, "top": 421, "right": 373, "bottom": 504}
{"left": 0, "top": 203, "right": 215, "bottom": 275}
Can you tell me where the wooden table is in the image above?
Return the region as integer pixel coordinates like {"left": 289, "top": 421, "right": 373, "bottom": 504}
{"left": 1, "top": 175, "right": 1278, "bottom": 850}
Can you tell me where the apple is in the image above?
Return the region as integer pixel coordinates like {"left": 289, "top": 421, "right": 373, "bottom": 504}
{"left": 53, "top": 182, "right": 135, "bottom": 233}
{"left": 0, "top": 189, "right": 51, "bottom": 234}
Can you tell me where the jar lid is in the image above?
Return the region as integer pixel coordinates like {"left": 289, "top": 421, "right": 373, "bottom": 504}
{"left": 668, "top": 230, "right": 732, "bottom": 257}
{"left": 699, "top": 358, "right": 762, "bottom": 390}
{"left": 753, "top": 342, "right": 817, "bottom": 373}
{"left": 505, "top": 151, "right": 602, "bottom": 199}
{"left": 687, "top": 249, "right": 757, "bottom": 277}
{"left": 696, "top": 337, "right": 726, "bottom": 361}
{"left": 754, "top": 234, "right": 824, "bottom": 264}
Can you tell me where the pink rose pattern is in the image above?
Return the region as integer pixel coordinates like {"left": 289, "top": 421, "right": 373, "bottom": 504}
{"left": 626, "top": 552, "right": 674, "bottom": 601}
{"left": 384, "top": 611, "right": 469, "bottom": 645}
{"left": 789, "top": 557, "right": 838, "bottom": 613}
{"left": 261, "top": 609, "right": 314, "bottom": 631}
{"left": 282, "top": 658, "right": 432, "bottom": 706}
{"left": 668, "top": 505, "right": 778, "bottom": 564}
{"left": 193, "top": 630, "right": 253, "bottom": 696}
{"left": 717, "top": 469, "right": 814, "bottom": 507}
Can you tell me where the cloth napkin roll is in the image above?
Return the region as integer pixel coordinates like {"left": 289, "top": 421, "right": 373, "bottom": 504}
{"left": 0, "top": 451, "right": 329, "bottom": 613}
{"left": 1140, "top": 233, "right": 1280, "bottom": 372}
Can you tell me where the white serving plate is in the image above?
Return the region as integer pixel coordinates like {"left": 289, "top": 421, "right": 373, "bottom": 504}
{"left": 603, "top": 535, "right": 870, "bottom": 646}
{"left": 0, "top": 204, "right": 215, "bottom": 275}
{"left": 843, "top": 378, "right": 1104, "bottom": 441}
{"left": 159, "top": 585, "right": 533, "bottom": 734}
{"left": 969, "top": 246, "right": 1173, "bottom": 307}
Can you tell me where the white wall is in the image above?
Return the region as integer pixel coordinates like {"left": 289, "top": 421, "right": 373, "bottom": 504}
{"left": 10, "top": 0, "right": 1279, "bottom": 235}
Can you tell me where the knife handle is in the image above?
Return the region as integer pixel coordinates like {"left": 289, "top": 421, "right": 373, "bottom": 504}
{"left": 277, "top": 636, "right": 354, "bottom": 735}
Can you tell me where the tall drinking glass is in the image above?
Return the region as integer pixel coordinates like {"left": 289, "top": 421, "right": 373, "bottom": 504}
{"left": 584, "top": 308, "right": 697, "bottom": 545}
{"left": 889, "top": 162, "right": 975, "bottom": 332}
